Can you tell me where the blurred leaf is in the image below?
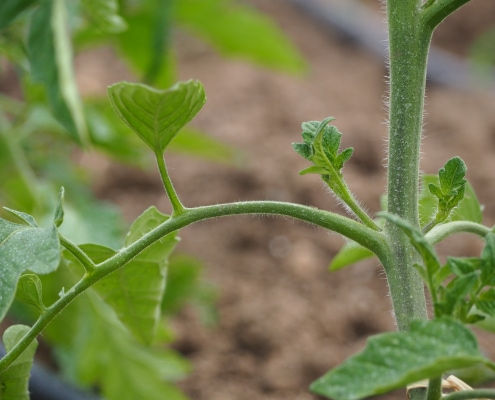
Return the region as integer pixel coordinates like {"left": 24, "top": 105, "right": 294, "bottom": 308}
{"left": 58, "top": 196, "right": 125, "bottom": 250}
{"left": 163, "top": 255, "right": 218, "bottom": 325}
{"left": 108, "top": 80, "right": 206, "bottom": 155}
{"left": 329, "top": 241, "right": 374, "bottom": 271}
{"left": 168, "top": 127, "right": 240, "bottom": 164}
{"left": 72, "top": 293, "right": 190, "bottom": 400}
{"left": 27, "top": 0, "right": 88, "bottom": 143}
{"left": 176, "top": 0, "right": 306, "bottom": 74}
{"left": 310, "top": 318, "right": 495, "bottom": 400}
{"left": 0, "top": 0, "right": 37, "bottom": 30}
{"left": 15, "top": 274, "right": 46, "bottom": 313}
{"left": 0, "top": 211, "right": 60, "bottom": 321}
{"left": 80, "top": 0, "right": 127, "bottom": 34}
{"left": 470, "top": 27, "right": 495, "bottom": 86}
{"left": 0, "top": 325, "right": 38, "bottom": 400}
{"left": 116, "top": 6, "right": 176, "bottom": 88}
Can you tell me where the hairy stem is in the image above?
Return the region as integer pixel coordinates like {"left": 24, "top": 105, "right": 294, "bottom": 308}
{"left": 0, "top": 200, "right": 387, "bottom": 371}
{"left": 384, "top": 0, "right": 431, "bottom": 331}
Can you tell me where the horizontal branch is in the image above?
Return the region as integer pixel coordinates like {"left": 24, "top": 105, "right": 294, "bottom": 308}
{"left": 97, "top": 201, "right": 388, "bottom": 278}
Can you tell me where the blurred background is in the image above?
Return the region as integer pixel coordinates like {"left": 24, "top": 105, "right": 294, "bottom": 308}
{"left": 1, "top": 0, "right": 495, "bottom": 399}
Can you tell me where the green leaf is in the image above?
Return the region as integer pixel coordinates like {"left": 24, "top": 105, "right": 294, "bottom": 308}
{"left": 310, "top": 318, "right": 495, "bottom": 400}
{"left": 476, "top": 288, "right": 495, "bottom": 316}
{"left": 292, "top": 118, "right": 354, "bottom": 187}
{"left": 176, "top": 0, "right": 306, "bottom": 75}
{"left": 92, "top": 207, "right": 179, "bottom": 345}
{"left": 27, "top": 0, "right": 88, "bottom": 143}
{"left": 0, "top": 212, "right": 60, "bottom": 321}
{"left": 80, "top": 0, "right": 127, "bottom": 34}
{"left": 107, "top": 80, "right": 206, "bottom": 155}
{"left": 438, "top": 156, "right": 467, "bottom": 195}
{"left": 72, "top": 294, "right": 190, "bottom": 400}
{"left": 15, "top": 274, "right": 46, "bottom": 313}
{"left": 329, "top": 242, "right": 375, "bottom": 271}
{"left": 426, "top": 157, "right": 468, "bottom": 225}
{"left": 0, "top": 325, "right": 38, "bottom": 400}
{"left": 419, "top": 175, "right": 482, "bottom": 226}
{"left": 0, "top": 0, "right": 37, "bottom": 30}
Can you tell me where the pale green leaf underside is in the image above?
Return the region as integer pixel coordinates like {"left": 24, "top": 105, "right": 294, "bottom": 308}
{"left": 0, "top": 325, "right": 38, "bottom": 400}
{"left": 310, "top": 318, "right": 494, "bottom": 400}
{"left": 107, "top": 80, "right": 206, "bottom": 154}
{"left": 0, "top": 217, "right": 60, "bottom": 321}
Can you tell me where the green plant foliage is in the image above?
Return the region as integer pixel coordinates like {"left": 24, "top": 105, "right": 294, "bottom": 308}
{"left": 420, "top": 176, "right": 482, "bottom": 227}
{"left": 0, "top": 325, "right": 38, "bottom": 400}
{"left": 80, "top": 0, "right": 127, "bottom": 34}
{"left": 0, "top": 209, "right": 60, "bottom": 321}
{"left": 176, "top": 0, "right": 306, "bottom": 75}
{"left": 107, "top": 80, "right": 206, "bottom": 155}
{"left": 92, "top": 207, "right": 179, "bottom": 345}
{"left": 425, "top": 157, "right": 467, "bottom": 229}
{"left": 0, "top": 0, "right": 37, "bottom": 30}
{"left": 163, "top": 255, "right": 218, "bottom": 326}
{"left": 293, "top": 118, "right": 354, "bottom": 188}
{"left": 331, "top": 161, "right": 482, "bottom": 272}
{"left": 329, "top": 241, "right": 374, "bottom": 271}
{"left": 14, "top": 274, "right": 46, "bottom": 313}
{"left": 68, "top": 294, "right": 190, "bottom": 400}
{"left": 27, "top": 0, "right": 88, "bottom": 143}
{"left": 310, "top": 318, "right": 495, "bottom": 400}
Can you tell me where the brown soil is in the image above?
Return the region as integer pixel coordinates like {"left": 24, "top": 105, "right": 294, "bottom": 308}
{"left": 83, "top": 1, "right": 495, "bottom": 399}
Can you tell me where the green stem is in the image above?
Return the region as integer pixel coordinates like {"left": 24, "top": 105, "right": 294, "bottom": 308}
{"left": 384, "top": 0, "right": 432, "bottom": 331}
{"left": 330, "top": 178, "right": 381, "bottom": 231}
{"left": 426, "top": 377, "right": 442, "bottom": 400}
{"left": 442, "top": 390, "right": 495, "bottom": 400}
{"left": 59, "top": 234, "right": 96, "bottom": 273}
{"left": 426, "top": 221, "right": 491, "bottom": 245}
{"left": 0, "top": 200, "right": 387, "bottom": 371}
{"left": 155, "top": 151, "right": 185, "bottom": 215}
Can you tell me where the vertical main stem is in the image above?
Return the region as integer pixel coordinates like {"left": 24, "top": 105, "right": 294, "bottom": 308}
{"left": 384, "top": 0, "right": 432, "bottom": 331}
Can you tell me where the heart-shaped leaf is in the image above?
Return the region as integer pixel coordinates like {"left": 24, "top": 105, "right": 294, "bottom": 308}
{"left": 107, "top": 80, "right": 206, "bottom": 155}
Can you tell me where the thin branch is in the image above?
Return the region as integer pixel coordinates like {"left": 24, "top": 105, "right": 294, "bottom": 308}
{"left": 421, "top": 0, "right": 473, "bottom": 30}
{"left": 425, "top": 221, "right": 490, "bottom": 246}
{"left": 58, "top": 234, "right": 96, "bottom": 273}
